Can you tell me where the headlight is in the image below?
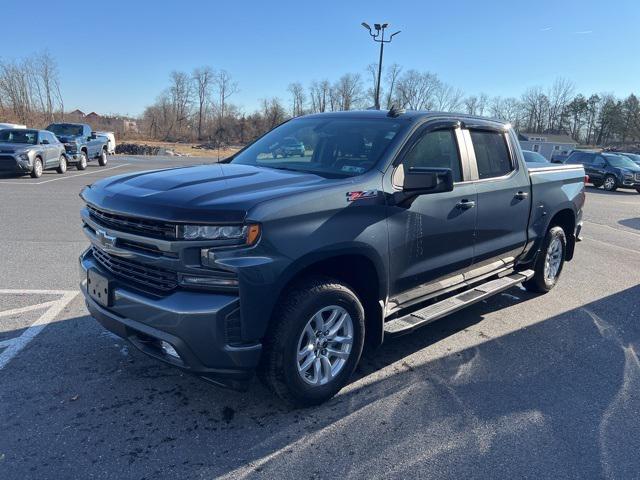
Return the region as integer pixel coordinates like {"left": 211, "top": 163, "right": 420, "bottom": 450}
{"left": 179, "top": 223, "right": 261, "bottom": 245}
{"left": 18, "top": 153, "right": 30, "bottom": 162}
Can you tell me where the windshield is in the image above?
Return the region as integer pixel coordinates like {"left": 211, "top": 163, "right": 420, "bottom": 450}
{"left": 604, "top": 154, "right": 638, "bottom": 168}
{"left": 0, "top": 129, "right": 37, "bottom": 144}
{"left": 46, "top": 124, "right": 83, "bottom": 136}
{"left": 620, "top": 153, "right": 640, "bottom": 164}
{"left": 523, "top": 150, "right": 548, "bottom": 163}
{"left": 231, "top": 117, "right": 406, "bottom": 177}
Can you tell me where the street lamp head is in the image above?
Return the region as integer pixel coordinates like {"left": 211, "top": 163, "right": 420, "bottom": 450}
{"left": 390, "top": 30, "right": 401, "bottom": 39}
{"left": 361, "top": 22, "right": 371, "bottom": 31}
{"left": 374, "top": 23, "right": 381, "bottom": 31}
{"left": 381, "top": 23, "right": 389, "bottom": 29}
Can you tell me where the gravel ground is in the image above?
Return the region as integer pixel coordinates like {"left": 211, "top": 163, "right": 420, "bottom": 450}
{"left": 0, "top": 156, "right": 638, "bottom": 479}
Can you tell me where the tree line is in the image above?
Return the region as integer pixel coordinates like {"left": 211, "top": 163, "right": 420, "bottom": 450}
{"left": 1, "top": 52, "right": 639, "bottom": 149}
{"left": 140, "top": 64, "right": 640, "bottom": 148}
{"left": 0, "top": 52, "right": 64, "bottom": 126}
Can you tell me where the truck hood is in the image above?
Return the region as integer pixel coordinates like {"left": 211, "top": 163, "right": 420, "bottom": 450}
{"left": 56, "top": 135, "right": 80, "bottom": 143}
{"left": 82, "top": 163, "right": 338, "bottom": 223}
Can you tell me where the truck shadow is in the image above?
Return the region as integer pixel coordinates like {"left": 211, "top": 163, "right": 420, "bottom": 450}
{"left": 618, "top": 218, "right": 640, "bottom": 231}
{"left": 2, "top": 286, "right": 639, "bottom": 479}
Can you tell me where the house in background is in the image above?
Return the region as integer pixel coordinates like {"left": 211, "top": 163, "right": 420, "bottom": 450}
{"left": 518, "top": 132, "right": 578, "bottom": 160}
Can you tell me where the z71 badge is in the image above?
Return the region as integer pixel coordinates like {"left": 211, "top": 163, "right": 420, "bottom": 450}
{"left": 346, "top": 190, "right": 379, "bottom": 202}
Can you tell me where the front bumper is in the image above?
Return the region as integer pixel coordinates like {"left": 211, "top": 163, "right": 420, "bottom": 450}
{"left": 79, "top": 248, "right": 262, "bottom": 388}
{"left": 0, "top": 154, "right": 32, "bottom": 174}
{"left": 65, "top": 151, "right": 83, "bottom": 163}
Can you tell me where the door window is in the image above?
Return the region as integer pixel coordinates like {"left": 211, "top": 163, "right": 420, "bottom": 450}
{"left": 470, "top": 130, "right": 514, "bottom": 179}
{"left": 402, "top": 129, "right": 462, "bottom": 182}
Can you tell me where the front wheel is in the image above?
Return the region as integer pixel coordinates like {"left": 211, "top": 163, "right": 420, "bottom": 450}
{"left": 77, "top": 151, "right": 88, "bottom": 170}
{"left": 56, "top": 155, "right": 67, "bottom": 174}
{"left": 523, "top": 226, "right": 567, "bottom": 293}
{"left": 98, "top": 149, "right": 108, "bottom": 166}
{"left": 603, "top": 175, "right": 617, "bottom": 191}
{"left": 259, "top": 276, "right": 365, "bottom": 407}
{"left": 31, "top": 158, "right": 43, "bottom": 178}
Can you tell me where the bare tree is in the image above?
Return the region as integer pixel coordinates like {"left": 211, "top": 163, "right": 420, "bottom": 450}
{"left": 309, "top": 80, "right": 330, "bottom": 113}
{"left": 384, "top": 63, "right": 402, "bottom": 109}
{"left": 287, "top": 82, "right": 306, "bottom": 117}
{"left": 546, "top": 78, "right": 575, "bottom": 131}
{"left": 192, "top": 66, "right": 214, "bottom": 140}
{"left": 214, "top": 70, "right": 238, "bottom": 127}
{"left": 334, "top": 73, "right": 363, "bottom": 111}
{"left": 394, "top": 70, "right": 440, "bottom": 110}
{"left": 434, "top": 83, "right": 464, "bottom": 112}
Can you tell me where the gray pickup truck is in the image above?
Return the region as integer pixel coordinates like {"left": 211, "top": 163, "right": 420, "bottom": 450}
{"left": 46, "top": 123, "right": 109, "bottom": 170}
{"left": 79, "top": 110, "right": 585, "bottom": 406}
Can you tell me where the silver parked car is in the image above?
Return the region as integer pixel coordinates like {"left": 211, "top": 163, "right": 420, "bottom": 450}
{"left": 0, "top": 129, "right": 68, "bottom": 178}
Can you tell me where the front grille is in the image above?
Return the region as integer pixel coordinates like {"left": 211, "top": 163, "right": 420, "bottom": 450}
{"left": 0, "top": 155, "right": 16, "bottom": 171}
{"left": 92, "top": 246, "right": 178, "bottom": 293}
{"left": 88, "top": 204, "right": 177, "bottom": 240}
{"left": 635, "top": 173, "right": 640, "bottom": 182}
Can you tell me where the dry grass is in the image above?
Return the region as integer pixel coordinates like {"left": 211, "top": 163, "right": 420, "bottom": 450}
{"left": 126, "top": 139, "right": 241, "bottom": 158}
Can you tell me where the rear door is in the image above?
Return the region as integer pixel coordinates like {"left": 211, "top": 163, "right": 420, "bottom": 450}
{"left": 386, "top": 121, "right": 477, "bottom": 308}
{"left": 464, "top": 127, "right": 531, "bottom": 271}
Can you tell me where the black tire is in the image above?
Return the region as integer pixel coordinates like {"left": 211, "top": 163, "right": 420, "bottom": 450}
{"left": 56, "top": 155, "right": 67, "bottom": 174}
{"left": 523, "top": 226, "right": 567, "bottom": 293}
{"left": 258, "top": 276, "right": 365, "bottom": 407}
{"left": 591, "top": 180, "right": 603, "bottom": 188}
{"left": 98, "top": 148, "right": 108, "bottom": 166}
{"left": 603, "top": 174, "right": 617, "bottom": 191}
{"left": 77, "top": 151, "right": 88, "bottom": 170}
{"left": 635, "top": 187, "right": 640, "bottom": 194}
{"left": 31, "top": 157, "right": 43, "bottom": 178}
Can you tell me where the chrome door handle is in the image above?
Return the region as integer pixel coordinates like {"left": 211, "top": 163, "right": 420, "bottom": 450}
{"left": 514, "top": 191, "right": 529, "bottom": 199}
{"left": 456, "top": 199, "right": 476, "bottom": 209}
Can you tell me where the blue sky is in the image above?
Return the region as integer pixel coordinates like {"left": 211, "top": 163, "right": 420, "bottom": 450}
{"left": 3, "top": 0, "right": 638, "bottom": 116}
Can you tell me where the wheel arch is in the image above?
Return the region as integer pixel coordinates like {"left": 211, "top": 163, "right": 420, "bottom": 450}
{"left": 266, "top": 250, "right": 386, "bottom": 349}
{"left": 547, "top": 208, "right": 577, "bottom": 260}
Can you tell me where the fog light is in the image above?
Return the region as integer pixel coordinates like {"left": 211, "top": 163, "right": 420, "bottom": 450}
{"left": 161, "top": 341, "right": 180, "bottom": 359}
{"left": 181, "top": 275, "right": 239, "bottom": 287}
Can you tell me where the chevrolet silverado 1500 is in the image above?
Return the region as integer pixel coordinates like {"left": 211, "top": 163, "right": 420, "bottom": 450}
{"left": 79, "top": 110, "right": 585, "bottom": 406}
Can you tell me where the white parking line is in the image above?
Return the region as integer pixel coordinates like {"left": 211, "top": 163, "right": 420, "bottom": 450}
{"left": 0, "top": 164, "right": 129, "bottom": 185}
{"left": 0, "top": 290, "right": 78, "bottom": 370}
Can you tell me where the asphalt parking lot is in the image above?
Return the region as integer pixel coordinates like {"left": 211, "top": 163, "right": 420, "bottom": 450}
{"left": 1, "top": 156, "right": 639, "bottom": 479}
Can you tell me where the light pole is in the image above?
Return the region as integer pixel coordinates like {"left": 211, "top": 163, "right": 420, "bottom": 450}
{"left": 361, "top": 22, "right": 401, "bottom": 110}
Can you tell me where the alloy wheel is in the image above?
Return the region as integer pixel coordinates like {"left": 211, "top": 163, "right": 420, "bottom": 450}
{"left": 296, "top": 305, "right": 354, "bottom": 386}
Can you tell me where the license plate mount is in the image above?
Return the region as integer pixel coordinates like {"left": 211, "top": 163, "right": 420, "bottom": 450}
{"left": 87, "top": 268, "right": 113, "bottom": 307}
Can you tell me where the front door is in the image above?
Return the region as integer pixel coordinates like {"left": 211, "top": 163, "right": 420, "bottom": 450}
{"left": 386, "top": 123, "right": 477, "bottom": 309}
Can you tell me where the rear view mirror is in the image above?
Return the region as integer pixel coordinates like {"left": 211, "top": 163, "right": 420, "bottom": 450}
{"left": 397, "top": 166, "right": 454, "bottom": 195}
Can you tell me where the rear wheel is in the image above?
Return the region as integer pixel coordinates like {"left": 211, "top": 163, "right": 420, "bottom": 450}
{"left": 523, "top": 226, "right": 566, "bottom": 293}
{"left": 77, "top": 151, "right": 88, "bottom": 170}
{"left": 56, "top": 155, "right": 67, "bottom": 174}
{"left": 603, "top": 175, "right": 617, "bottom": 191}
{"left": 259, "top": 276, "right": 365, "bottom": 407}
{"left": 31, "top": 157, "right": 43, "bottom": 178}
{"left": 98, "top": 148, "right": 108, "bottom": 166}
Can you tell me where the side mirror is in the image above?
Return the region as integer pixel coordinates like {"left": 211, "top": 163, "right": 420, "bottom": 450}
{"left": 397, "top": 166, "right": 454, "bottom": 195}
{"left": 89, "top": 134, "right": 97, "bottom": 140}
{"left": 41, "top": 139, "right": 50, "bottom": 145}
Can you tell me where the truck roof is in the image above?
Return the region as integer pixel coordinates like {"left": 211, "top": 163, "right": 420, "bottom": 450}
{"left": 301, "top": 109, "right": 509, "bottom": 128}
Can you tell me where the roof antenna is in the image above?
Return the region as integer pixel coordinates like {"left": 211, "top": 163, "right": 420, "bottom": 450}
{"left": 387, "top": 104, "right": 405, "bottom": 118}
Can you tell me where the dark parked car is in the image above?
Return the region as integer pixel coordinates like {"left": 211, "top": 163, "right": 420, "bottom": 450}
{"left": 45, "top": 123, "right": 109, "bottom": 170}
{"left": 618, "top": 152, "right": 640, "bottom": 166}
{"left": 523, "top": 149, "right": 550, "bottom": 165}
{"left": 270, "top": 136, "right": 305, "bottom": 158}
{"left": 565, "top": 150, "right": 640, "bottom": 192}
{"left": 0, "top": 129, "right": 67, "bottom": 178}
{"left": 79, "top": 110, "right": 585, "bottom": 406}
